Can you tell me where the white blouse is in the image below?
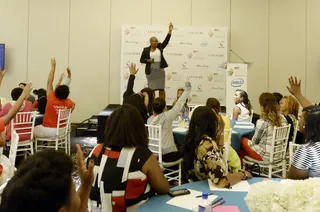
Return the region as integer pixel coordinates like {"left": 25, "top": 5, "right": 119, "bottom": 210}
{"left": 235, "top": 103, "right": 250, "bottom": 122}
{"left": 150, "top": 49, "right": 161, "bottom": 62}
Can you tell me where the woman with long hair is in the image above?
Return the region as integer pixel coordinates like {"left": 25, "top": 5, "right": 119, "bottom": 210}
{"left": 240, "top": 93, "right": 288, "bottom": 162}
{"left": 183, "top": 106, "right": 252, "bottom": 188}
{"left": 88, "top": 104, "right": 169, "bottom": 211}
{"left": 232, "top": 89, "right": 252, "bottom": 122}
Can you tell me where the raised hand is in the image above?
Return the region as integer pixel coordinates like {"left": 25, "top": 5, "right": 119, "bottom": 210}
{"left": 66, "top": 67, "right": 71, "bottom": 78}
{"left": 169, "top": 22, "right": 173, "bottom": 31}
{"left": 76, "top": 144, "right": 94, "bottom": 187}
{"left": 21, "top": 83, "right": 33, "bottom": 98}
{"left": 129, "top": 63, "right": 139, "bottom": 75}
{"left": 286, "top": 76, "right": 301, "bottom": 96}
{"left": 51, "top": 58, "right": 56, "bottom": 69}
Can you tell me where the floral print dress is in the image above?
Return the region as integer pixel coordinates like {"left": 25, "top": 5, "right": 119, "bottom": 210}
{"left": 194, "top": 135, "right": 231, "bottom": 188}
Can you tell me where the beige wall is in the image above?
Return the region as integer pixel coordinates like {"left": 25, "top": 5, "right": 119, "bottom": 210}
{"left": 0, "top": 0, "right": 319, "bottom": 122}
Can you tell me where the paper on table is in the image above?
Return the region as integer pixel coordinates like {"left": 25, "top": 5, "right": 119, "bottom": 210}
{"left": 233, "top": 125, "right": 254, "bottom": 129}
{"left": 235, "top": 122, "right": 253, "bottom": 125}
{"left": 172, "top": 128, "right": 188, "bottom": 133}
{"left": 208, "top": 179, "right": 250, "bottom": 192}
{"left": 212, "top": 206, "right": 240, "bottom": 212}
{"left": 166, "top": 189, "right": 218, "bottom": 210}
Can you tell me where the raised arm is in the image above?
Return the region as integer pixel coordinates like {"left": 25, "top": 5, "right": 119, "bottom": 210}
{"left": 123, "top": 63, "right": 138, "bottom": 98}
{"left": 0, "top": 69, "right": 5, "bottom": 88}
{"left": 286, "top": 76, "right": 312, "bottom": 108}
{"left": 160, "top": 23, "right": 173, "bottom": 49}
{"left": 55, "top": 73, "right": 66, "bottom": 89}
{"left": 47, "top": 58, "right": 56, "bottom": 96}
{"left": 2, "top": 83, "right": 32, "bottom": 125}
{"left": 167, "top": 81, "right": 191, "bottom": 119}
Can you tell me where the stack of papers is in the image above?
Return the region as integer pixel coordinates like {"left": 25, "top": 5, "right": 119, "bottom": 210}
{"left": 166, "top": 189, "right": 217, "bottom": 210}
{"left": 208, "top": 179, "right": 250, "bottom": 192}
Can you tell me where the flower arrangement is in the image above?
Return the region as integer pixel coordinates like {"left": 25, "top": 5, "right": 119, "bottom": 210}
{"left": 245, "top": 178, "right": 320, "bottom": 212}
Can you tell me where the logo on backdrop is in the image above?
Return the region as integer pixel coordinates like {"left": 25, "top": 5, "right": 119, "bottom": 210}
{"left": 124, "top": 52, "right": 140, "bottom": 56}
{"left": 197, "top": 85, "right": 203, "bottom": 92}
{"left": 211, "top": 86, "right": 224, "bottom": 91}
{"left": 187, "top": 52, "right": 193, "bottom": 59}
{"left": 180, "top": 42, "right": 192, "bottom": 46}
{"left": 187, "top": 76, "right": 203, "bottom": 80}
{"left": 181, "top": 62, "right": 188, "bottom": 70}
{"left": 208, "top": 30, "right": 214, "bottom": 38}
{"left": 166, "top": 72, "right": 172, "bottom": 81}
{"left": 231, "top": 78, "right": 244, "bottom": 87}
{"left": 200, "top": 42, "right": 208, "bottom": 47}
{"left": 146, "top": 30, "right": 163, "bottom": 34}
{"left": 188, "top": 31, "right": 204, "bottom": 35}
{"left": 219, "top": 41, "right": 225, "bottom": 48}
{"left": 125, "top": 40, "right": 138, "bottom": 44}
{"left": 207, "top": 74, "right": 213, "bottom": 82}
{"left": 167, "top": 53, "right": 183, "bottom": 57}
{"left": 196, "top": 64, "right": 209, "bottom": 68}
{"left": 208, "top": 53, "right": 224, "bottom": 57}
{"left": 227, "top": 68, "right": 234, "bottom": 76}
{"left": 124, "top": 28, "right": 130, "bottom": 35}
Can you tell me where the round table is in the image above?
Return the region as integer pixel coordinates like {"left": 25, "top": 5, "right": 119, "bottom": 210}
{"left": 137, "top": 177, "right": 279, "bottom": 212}
{"left": 173, "top": 121, "right": 255, "bottom": 154}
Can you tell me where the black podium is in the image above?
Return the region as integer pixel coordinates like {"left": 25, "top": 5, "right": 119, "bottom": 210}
{"left": 97, "top": 104, "right": 121, "bottom": 143}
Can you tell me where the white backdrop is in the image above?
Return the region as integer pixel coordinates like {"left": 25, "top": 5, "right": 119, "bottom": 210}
{"left": 120, "top": 25, "right": 228, "bottom": 105}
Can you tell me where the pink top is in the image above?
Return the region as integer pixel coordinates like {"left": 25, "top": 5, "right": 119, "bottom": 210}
{"left": 0, "top": 101, "right": 33, "bottom": 141}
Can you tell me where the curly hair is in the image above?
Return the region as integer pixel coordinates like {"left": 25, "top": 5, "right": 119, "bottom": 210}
{"left": 281, "top": 96, "right": 299, "bottom": 118}
{"left": 259, "top": 93, "right": 282, "bottom": 127}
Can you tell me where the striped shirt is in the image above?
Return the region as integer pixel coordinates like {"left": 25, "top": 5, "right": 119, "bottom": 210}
{"left": 248, "top": 115, "right": 288, "bottom": 161}
{"left": 292, "top": 142, "right": 320, "bottom": 177}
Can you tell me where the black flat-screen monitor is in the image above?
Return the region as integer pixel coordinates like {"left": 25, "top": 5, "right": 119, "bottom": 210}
{"left": 0, "top": 44, "right": 4, "bottom": 70}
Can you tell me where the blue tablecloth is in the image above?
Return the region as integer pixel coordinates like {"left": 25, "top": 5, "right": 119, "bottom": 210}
{"left": 137, "top": 177, "right": 280, "bottom": 212}
{"left": 173, "top": 121, "right": 255, "bottom": 154}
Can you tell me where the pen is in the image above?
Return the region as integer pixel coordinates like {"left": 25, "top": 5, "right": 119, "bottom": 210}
{"left": 195, "top": 192, "right": 214, "bottom": 198}
{"left": 212, "top": 199, "right": 225, "bottom": 208}
{"left": 211, "top": 197, "right": 223, "bottom": 205}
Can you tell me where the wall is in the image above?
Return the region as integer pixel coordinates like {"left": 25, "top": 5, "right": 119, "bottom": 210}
{"left": 0, "top": 0, "right": 319, "bottom": 122}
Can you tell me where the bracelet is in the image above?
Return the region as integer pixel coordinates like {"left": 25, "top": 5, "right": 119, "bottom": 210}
{"left": 240, "top": 170, "right": 248, "bottom": 180}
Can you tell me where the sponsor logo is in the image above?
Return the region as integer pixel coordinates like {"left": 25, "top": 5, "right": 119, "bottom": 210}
{"left": 180, "top": 42, "right": 192, "bottom": 45}
{"left": 181, "top": 62, "right": 188, "bottom": 70}
{"left": 211, "top": 87, "right": 224, "bottom": 91}
{"left": 146, "top": 30, "right": 163, "bottom": 34}
{"left": 208, "top": 74, "right": 213, "bottom": 82}
{"left": 167, "top": 53, "right": 183, "bottom": 56}
{"left": 196, "top": 64, "right": 209, "bottom": 68}
{"left": 124, "top": 28, "right": 130, "bottom": 35}
{"left": 208, "top": 30, "right": 214, "bottom": 38}
{"left": 228, "top": 68, "right": 234, "bottom": 76}
{"left": 187, "top": 52, "right": 193, "bottom": 59}
{"left": 124, "top": 52, "right": 140, "bottom": 55}
{"left": 219, "top": 41, "right": 225, "bottom": 48}
{"left": 200, "top": 42, "right": 208, "bottom": 47}
{"left": 231, "top": 78, "right": 244, "bottom": 87}
{"left": 188, "top": 31, "right": 204, "bottom": 35}
{"left": 166, "top": 72, "right": 172, "bottom": 81}
{"left": 197, "top": 85, "right": 203, "bottom": 92}
{"left": 208, "top": 53, "right": 224, "bottom": 57}
{"left": 187, "top": 76, "right": 203, "bottom": 79}
{"left": 125, "top": 40, "right": 138, "bottom": 44}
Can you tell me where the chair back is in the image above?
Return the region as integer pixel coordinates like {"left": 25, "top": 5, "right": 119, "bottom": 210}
{"left": 269, "top": 124, "right": 291, "bottom": 163}
{"left": 291, "top": 121, "right": 299, "bottom": 144}
{"left": 8, "top": 131, "right": 19, "bottom": 177}
{"left": 223, "top": 128, "right": 232, "bottom": 172}
{"left": 11, "top": 111, "right": 36, "bottom": 141}
{"left": 56, "top": 109, "right": 72, "bottom": 137}
{"left": 249, "top": 110, "right": 254, "bottom": 123}
{"left": 289, "top": 142, "right": 302, "bottom": 166}
{"left": 145, "top": 124, "right": 162, "bottom": 164}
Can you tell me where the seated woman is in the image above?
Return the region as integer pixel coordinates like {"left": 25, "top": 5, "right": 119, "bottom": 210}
{"left": 279, "top": 95, "right": 300, "bottom": 142}
{"left": 88, "top": 104, "right": 169, "bottom": 211}
{"left": 240, "top": 93, "right": 288, "bottom": 162}
{"left": 123, "top": 63, "right": 154, "bottom": 123}
{"left": 0, "top": 146, "right": 93, "bottom": 212}
{"left": 183, "top": 106, "right": 252, "bottom": 188}
{"left": 172, "top": 88, "right": 189, "bottom": 119}
{"left": 288, "top": 105, "right": 320, "bottom": 179}
{"left": 206, "top": 98, "right": 241, "bottom": 173}
{"left": 0, "top": 87, "right": 33, "bottom": 141}
{"left": 232, "top": 89, "right": 252, "bottom": 122}
{"left": 148, "top": 81, "right": 191, "bottom": 162}
{"left": 34, "top": 58, "right": 75, "bottom": 138}
{"left": 273, "top": 92, "right": 283, "bottom": 105}
{"left": 33, "top": 88, "right": 47, "bottom": 126}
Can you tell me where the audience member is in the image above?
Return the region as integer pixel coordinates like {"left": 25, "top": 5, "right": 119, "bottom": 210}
{"left": 273, "top": 92, "right": 283, "bottom": 104}
{"left": 148, "top": 81, "right": 191, "bottom": 162}
{"left": 33, "top": 88, "right": 47, "bottom": 126}
{"left": 88, "top": 104, "right": 169, "bottom": 211}
{"left": 0, "top": 145, "right": 93, "bottom": 212}
{"left": 0, "top": 87, "right": 33, "bottom": 141}
{"left": 34, "top": 58, "right": 75, "bottom": 138}
{"left": 232, "top": 89, "right": 252, "bottom": 122}
{"left": 183, "top": 106, "right": 252, "bottom": 188}
{"left": 240, "top": 93, "right": 287, "bottom": 162}
{"left": 206, "top": 98, "right": 241, "bottom": 173}
{"left": 123, "top": 63, "right": 155, "bottom": 123}
{"left": 280, "top": 95, "right": 299, "bottom": 141}
{"left": 19, "top": 82, "right": 36, "bottom": 104}
{"left": 172, "top": 88, "right": 189, "bottom": 119}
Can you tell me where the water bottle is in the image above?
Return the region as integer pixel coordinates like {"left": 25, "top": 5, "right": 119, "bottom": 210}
{"left": 198, "top": 193, "right": 211, "bottom": 212}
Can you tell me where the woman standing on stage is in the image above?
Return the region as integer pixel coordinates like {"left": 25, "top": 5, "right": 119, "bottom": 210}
{"left": 140, "top": 23, "right": 173, "bottom": 100}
